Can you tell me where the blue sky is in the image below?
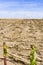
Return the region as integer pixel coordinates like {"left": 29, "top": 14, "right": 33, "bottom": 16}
{"left": 0, "top": 0, "right": 43, "bottom": 18}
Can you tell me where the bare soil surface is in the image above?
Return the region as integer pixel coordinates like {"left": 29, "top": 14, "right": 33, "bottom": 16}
{"left": 0, "top": 19, "right": 43, "bottom": 65}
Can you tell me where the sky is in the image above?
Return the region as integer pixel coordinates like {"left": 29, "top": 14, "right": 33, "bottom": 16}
{"left": 0, "top": 0, "right": 43, "bottom": 18}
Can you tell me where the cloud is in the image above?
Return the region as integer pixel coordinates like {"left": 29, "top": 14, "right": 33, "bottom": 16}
{"left": 0, "top": 1, "right": 24, "bottom": 11}
{"left": 24, "top": 11, "right": 43, "bottom": 18}
{"left": 0, "top": 2, "right": 23, "bottom": 8}
{"left": 0, "top": 10, "right": 43, "bottom": 18}
{"left": 0, "top": 1, "right": 43, "bottom": 18}
{"left": 0, "top": 1, "right": 42, "bottom": 9}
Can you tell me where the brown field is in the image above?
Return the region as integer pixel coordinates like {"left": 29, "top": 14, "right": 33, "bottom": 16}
{"left": 0, "top": 19, "right": 43, "bottom": 65}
